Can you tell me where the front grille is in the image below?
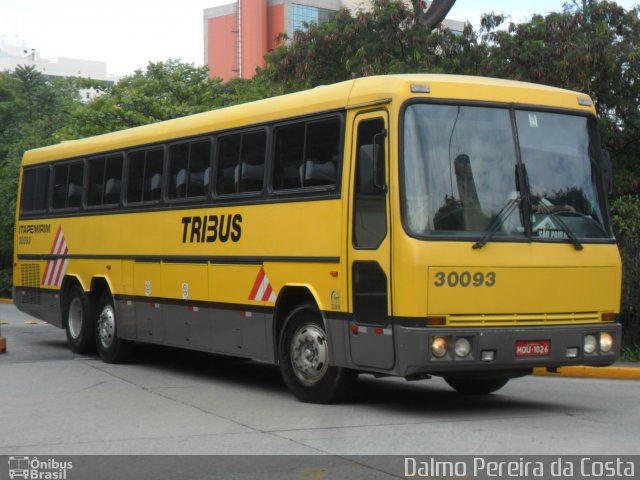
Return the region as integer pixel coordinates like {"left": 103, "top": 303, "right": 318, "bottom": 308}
{"left": 20, "top": 263, "right": 41, "bottom": 305}
{"left": 447, "top": 312, "right": 601, "bottom": 327}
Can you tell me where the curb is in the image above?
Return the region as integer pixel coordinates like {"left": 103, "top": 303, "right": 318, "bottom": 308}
{"left": 0, "top": 298, "right": 12, "bottom": 304}
{"left": 533, "top": 366, "right": 640, "bottom": 380}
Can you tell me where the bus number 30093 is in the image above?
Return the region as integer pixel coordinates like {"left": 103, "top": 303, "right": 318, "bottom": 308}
{"left": 434, "top": 271, "right": 496, "bottom": 288}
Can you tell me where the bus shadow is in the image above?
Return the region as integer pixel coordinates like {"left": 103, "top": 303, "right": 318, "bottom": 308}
{"left": 118, "top": 343, "right": 598, "bottom": 417}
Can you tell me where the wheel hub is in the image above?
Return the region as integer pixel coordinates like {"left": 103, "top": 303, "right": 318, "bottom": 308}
{"left": 68, "top": 297, "right": 83, "bottom": 339}
{"left": 290, "top": 324, "right": 328, "bottom": 386}
{"left": 97, "top": 305, "right": 116, "bottom": 349}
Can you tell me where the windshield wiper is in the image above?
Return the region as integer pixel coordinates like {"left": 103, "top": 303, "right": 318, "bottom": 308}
{"left": 540, "top": 210, "right": 584, "bottom": 251}
{"left": 473, "top": 195, "right": 520, "bottom": 250}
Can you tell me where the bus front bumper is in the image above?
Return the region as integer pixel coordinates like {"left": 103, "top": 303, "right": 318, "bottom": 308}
{"left": 396, "top": 323, "right": 622, "bottom": 378}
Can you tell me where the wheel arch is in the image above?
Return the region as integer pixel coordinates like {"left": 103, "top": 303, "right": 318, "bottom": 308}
{"left": 272, "top": 285, "right": 324, "bottom": 362}
{"left": 89, "top": 276, "right": 114, "bottom": 302}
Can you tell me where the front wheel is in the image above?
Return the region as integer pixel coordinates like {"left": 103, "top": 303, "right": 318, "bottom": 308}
{"left": 96, "top": 292, "right": 133, "bottom": 363}
{"left": 444, "top": 377, "right": 509, "bottom": 395}
{"left": 279, "top": 305, "right": 355, "bottom": 403}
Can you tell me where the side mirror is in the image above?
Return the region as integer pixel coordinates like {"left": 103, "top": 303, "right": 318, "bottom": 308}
{"left": 601, "top": 149, "right": 613, "bottom": 195}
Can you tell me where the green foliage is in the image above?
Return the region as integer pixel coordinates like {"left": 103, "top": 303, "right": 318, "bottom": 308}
{"left": 58, "top": 60, "right": 229, "bottom": 139}
{"left": 263, "top": 0, "right": 483, "bottom": 91}
{"left": 611, "top": 195, "right": 640, "bottom": 239}
{"left": 620, "top": 344, "right": 640, "bottom": 362}
{"left": 0, "top": 66, "right": 81, "bottom": 296}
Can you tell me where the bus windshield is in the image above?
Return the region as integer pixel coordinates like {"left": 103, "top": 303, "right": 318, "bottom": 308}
{"left": 402, "top": 103, "right": 611, "bottom": 241}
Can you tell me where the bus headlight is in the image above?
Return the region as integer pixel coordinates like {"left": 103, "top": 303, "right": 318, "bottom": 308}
{"left": 454, "top": 338, "right": 471, "bottom": 358}
{"left": 584, "top": 334, "right": 597, "bottom": 354}
{"left": 600, "top": 332, "right": 614, "bottom": 353}
{"left": 431, "top": 337, "right": 448, "bottom": 358}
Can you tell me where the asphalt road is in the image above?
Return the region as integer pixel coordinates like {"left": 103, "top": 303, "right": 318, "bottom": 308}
{"left": 1, "top": 303, "right": 639, "bottom": 462}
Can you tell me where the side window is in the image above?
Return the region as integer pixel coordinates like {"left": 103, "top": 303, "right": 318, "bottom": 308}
{"left": 217, "top": 134, "right": 241, "bottom": 195}
{"left": 20, "top": 167, "right": 49, "bottom": 213}
{"left": 52, "top": 161, "right": 84, "bottom": 210}
{"left": 169, "top": 139, "right": 211, "bottom": 200}
{"left": 104, "top": 154, "right": 123, "bottom": 205}
{"left": 304, "top": 118, "right": 340, "bottom": 187}
{"left": 127, "top": 148, "right": 164, "bottom": 204}
{"left": 87, "top": 157, "right": 106, "bottom": 206}
{"left": 273, "top": 117, "right": 340, "bottom": 191}
{"left": 67, "top": 162, "right": 84, "bottom": 208}
{"left": 353, "top": 117, "right": 387, "bottom": 249}
{"left": 216, "top": 131, "right": 266, "bottom": 195}
{"left": 52, "top": 164, "right": 68, "bottom": 209}
{"left": 273, "top": 124, "right": 304, "bottom": 190}
{"left": 88, "top": 154, "right": 123, "bottom": 206}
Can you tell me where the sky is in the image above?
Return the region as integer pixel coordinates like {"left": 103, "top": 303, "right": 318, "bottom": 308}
{"left": 0, "top": 0, "right": 638, "bottom": 78}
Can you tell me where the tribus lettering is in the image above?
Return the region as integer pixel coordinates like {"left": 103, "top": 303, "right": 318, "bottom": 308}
{"left": 181, "top": 214, "right": 242, "bottom": 243}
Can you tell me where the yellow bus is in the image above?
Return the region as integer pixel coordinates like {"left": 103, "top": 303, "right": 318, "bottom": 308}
{"left": 13, "top": 74, "right": 621, "bottom": 402}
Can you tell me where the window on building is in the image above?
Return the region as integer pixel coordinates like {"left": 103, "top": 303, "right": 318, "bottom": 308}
{"left": 291, "top": 4, "right": 335, "bottom": 32}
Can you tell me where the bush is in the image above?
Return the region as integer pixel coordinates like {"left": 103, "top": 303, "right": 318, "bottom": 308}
{"left": 0, "top": 267, "right": 11, "bottom": 299}
{"left": 611, "top": 195, "right": 640, "bottom": 350}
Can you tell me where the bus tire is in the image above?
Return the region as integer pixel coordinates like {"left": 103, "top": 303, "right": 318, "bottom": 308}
{"left": 444, "top": 377, "right": 509, "bottom": 395}
{"left": 278, "top": 305, "right": 355, "bottom": 404}
{"left": 64, "top": 284, "right": 96, "bottom": 354}
{"left": 95, "top": 292, "right": 133, "bottom": 363}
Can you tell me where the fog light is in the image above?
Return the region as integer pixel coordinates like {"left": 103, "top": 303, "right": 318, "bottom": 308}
{"left": 454, "top": 338, "right": 471, "bottom": 358}
{"left": 481, "top": 350, "right": 495, "bottom": 362}
{"left": 566, "top": 347, "right": 579, "bottom": 359}
{"left": 431, "top": 336, "right": 448, "bottom": 358}
{"left": 600, "top": 332, "right": 614, "bottom": 353}
{"left": 584, "top": 334, "right": 597, "bottom": 354}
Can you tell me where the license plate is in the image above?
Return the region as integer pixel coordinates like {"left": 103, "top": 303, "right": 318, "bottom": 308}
{"left": 515, "top": 340, "right": 551, "bottom": 357}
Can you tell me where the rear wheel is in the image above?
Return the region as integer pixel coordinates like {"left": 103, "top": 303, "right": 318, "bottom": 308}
{"left": 279, "top": 305, "right": 355, "bottom": 403}
{"left": 444, "top": 377, "right": 509, "bottom": 395}
{"left": 64, "top": 284, "right": 96, "bottom": 354}
{"left": 96, "top": 292, "right": 133, "bottom": 363}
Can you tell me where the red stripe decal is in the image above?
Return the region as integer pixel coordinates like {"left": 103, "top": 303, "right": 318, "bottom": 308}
{"left": 248, "top": 267, "right": 265, "bottom": 300}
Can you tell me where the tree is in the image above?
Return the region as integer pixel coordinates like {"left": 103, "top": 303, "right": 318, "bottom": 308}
{"left": 262, "top": 0, "right": 481, "bottom": 91}
{"left": 58, "top": 60, "right": 259, "bottom": 139}
{"left": 0, "top": 67, "right": 82, "bottom": 296}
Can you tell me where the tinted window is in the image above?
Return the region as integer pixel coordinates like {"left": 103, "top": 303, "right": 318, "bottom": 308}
{"left": 52, "top": 161, "right": 84, "bottom": 210}
{"left": 87, "top": 157, "right": 106, "bottom": 206}
{"left": 169, "top": 139, "right": 211, "bottom": 200}
{"left": 127, "top": 148, "right": 164, "bottom": 203}
{"left": 20, "top": 167, "right": 50, "bottom": 213}
{"left": 216, "top": 131, "right": 266, "bottom": 195}
{"left": 273, "top": 117, "right": 340, "bottom": 190}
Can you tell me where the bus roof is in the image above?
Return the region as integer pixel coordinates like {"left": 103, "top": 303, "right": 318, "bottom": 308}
{"left": 22, "top": 74, "right": 596, "bottom": 166}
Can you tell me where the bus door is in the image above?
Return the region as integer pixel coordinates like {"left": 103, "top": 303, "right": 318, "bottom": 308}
{"left": 347, "top": 111, "right": 394, "bottom": 370}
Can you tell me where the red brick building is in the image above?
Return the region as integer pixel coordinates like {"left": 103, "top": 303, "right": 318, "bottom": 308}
{"left": 204, "top": 0, "right": 341, "bottom": 80}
